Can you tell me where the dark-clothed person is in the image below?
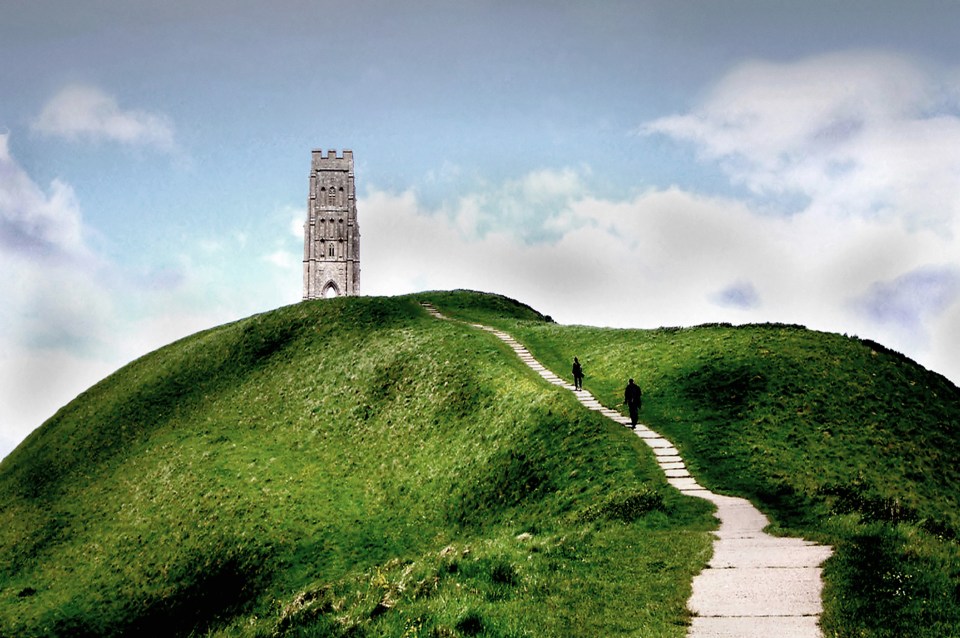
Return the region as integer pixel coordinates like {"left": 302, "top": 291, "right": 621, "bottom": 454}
{"left": 572, "top": 357, "right": 583, "bottom": 390}
{"left": 624, "top": 378, "right": 642, "bottom": 427}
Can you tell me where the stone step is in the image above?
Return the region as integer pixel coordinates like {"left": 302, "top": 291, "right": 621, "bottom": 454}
{"left": 689, "top": 615, "right": 824, "bottom": 638}
{"left": 669, "top": 477, "right": 703, "bottom": 491}
{"left": 658, "top": 461, "right": 686, "bottom": 471}
{"left": 643, "top": 437, "right": 675, "bottom": 448}
{"left": 709, "top": 541, "right": 833, "bottom": 569}
{"left": 634, "top": 429, "right": 663, "bottom": 439}
{"left": 652, "top": 446, "right": 680, "bottom": 456}
{"left": 688, "top": 567, "right": 825, "bottom": 617}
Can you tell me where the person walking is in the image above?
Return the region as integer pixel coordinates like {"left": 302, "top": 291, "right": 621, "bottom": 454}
{"left": 572, "top": 357, "right": 584, "bottom": 391}
{"left": 624, "top": 378, "right": 642, "bottom": 428}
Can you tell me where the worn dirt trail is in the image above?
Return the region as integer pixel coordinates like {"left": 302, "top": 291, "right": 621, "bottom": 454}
{"left": 421, "top": 303, "right": 833, "bottom": 637}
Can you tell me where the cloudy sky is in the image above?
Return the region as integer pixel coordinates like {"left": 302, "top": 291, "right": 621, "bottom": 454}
{"left": 3, "top": 1, "right": 960, "bottom": 459}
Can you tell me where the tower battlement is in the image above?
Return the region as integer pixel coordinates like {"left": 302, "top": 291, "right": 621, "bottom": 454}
{"left": 303, "top": 149, "right": 360, "bottom": 299}
{"left": 310, "top": 149, "right": 353, "bottom": 170}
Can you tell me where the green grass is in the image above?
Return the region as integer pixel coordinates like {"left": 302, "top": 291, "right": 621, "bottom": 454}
{"left": 0, "top": 293, "right": 713, "bottom": 637}
{"left": 4, "top": 289, "right": 958, "bottom": 637}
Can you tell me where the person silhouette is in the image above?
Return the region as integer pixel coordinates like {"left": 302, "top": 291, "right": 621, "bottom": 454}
{"left": 624, "top": 378, "right": 642, "bottom": 428}
{"left": 572, "top": 357, "right": 584, "bottom": 391}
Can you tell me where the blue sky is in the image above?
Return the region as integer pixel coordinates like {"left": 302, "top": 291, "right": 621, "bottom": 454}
{"left": 3, "top": 1, "right": 960, "bottom": 458}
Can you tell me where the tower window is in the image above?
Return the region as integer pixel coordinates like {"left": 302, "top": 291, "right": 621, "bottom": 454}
{"left": 328, "top": 244, "right": 335, "bottom": 257}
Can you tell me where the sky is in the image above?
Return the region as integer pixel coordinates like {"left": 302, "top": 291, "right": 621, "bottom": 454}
{"left": 2, "top": 1, "right": 960, "bottom": 459}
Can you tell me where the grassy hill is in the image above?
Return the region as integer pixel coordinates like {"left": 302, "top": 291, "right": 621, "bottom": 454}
{"left": 0, "top": 293, "right": 713, "bottom": 638}
{"left": 432, "top": 293, "right": 960, "bottom": 638}
{"left": 1, "top": 290, "right": 958, "bottom": 637}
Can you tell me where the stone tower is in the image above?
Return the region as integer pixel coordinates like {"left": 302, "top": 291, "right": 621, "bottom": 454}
{"left": 302, "top": 149, "right": 360, "bottom": 299}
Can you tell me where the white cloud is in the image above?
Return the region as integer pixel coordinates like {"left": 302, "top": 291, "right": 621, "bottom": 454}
{"left": 287, "top": 205, "right": 306, "bottom": 238}
{"left": 0, "top": 135, "right": 122, "bottom": 458}
{"left": 712, "top": 280, "right": 761, "bottom": 310}
{"left": 31, "top": 85, "right": 176, "bottom": 151}
{"left": 630, "top": 50, "right": 960, "bottom": 382}
{"left": 428, "top": 166, "right": 589, "bottom": 243}
{"left": 263, "top": 249, "right": 298, "bottom": 270}
{"left": 0, "top": 139, "right": 300, "bottom": 460}
{"left": 360, "top": 174, "right": 960, "bottom": 388}
{"left": 0, "top": 133, "right": 93, "bottom": 262}
{"left": 851, "top": 265, "right": 960, "bottom": 343}
{"left": 643, "top": 52, "right": 960, "bottom": 232}
{"left": 0, "top": 247, "right": 120, "bottom": 462}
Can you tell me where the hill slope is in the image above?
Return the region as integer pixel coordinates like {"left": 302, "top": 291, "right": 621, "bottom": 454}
{"left": 0, "top": 293, "right": 713, "bottom": 637}
{"left": 455, "top": 300, "right": 960, "bottom": 638}
{"left": 2, "top": 290, "right": 959, "bottom": 637}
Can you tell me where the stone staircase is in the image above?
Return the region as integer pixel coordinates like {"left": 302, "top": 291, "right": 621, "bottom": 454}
{"left": 420, "top": 303, "right": 833, "bottom": 637}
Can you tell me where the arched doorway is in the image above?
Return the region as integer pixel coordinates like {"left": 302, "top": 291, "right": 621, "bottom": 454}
{"left": 322, "top": 282, "right": 340, "bottom": 298}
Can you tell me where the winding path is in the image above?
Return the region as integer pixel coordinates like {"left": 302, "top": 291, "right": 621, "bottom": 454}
{"left": 421, "top": 304, "right": 833, "bottom": 637}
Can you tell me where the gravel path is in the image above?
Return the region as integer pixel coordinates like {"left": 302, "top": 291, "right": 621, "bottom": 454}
{"left": 421, "top": 304, "right": 833, "bottom": 637}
